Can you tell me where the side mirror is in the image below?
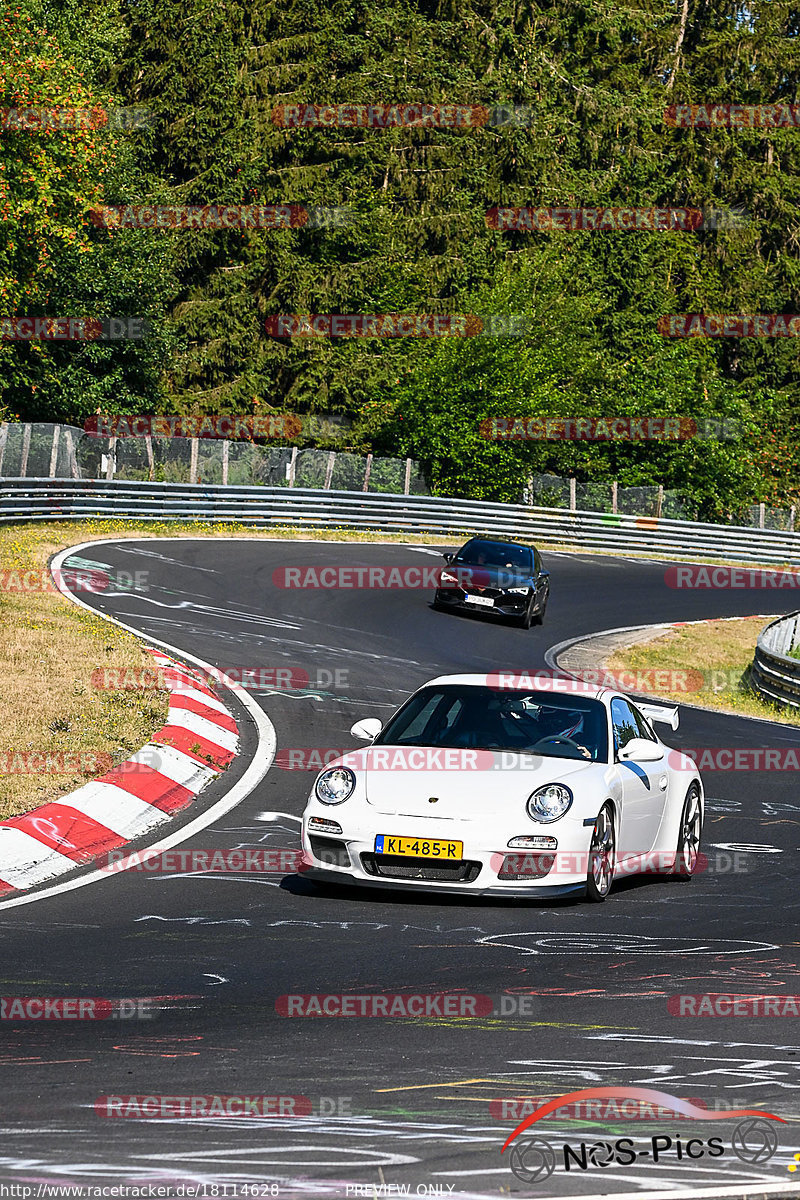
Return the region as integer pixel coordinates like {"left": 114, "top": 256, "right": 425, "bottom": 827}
{"left": 443, "top": 552, "right": 454, "bottom": 563}
{"left": 350, "top": 717, "right": 383, "bottom": 741}
{"left": 620, "top": 738, "right": 664, "bottom": 764}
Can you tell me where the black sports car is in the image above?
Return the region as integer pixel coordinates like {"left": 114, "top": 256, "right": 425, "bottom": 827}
{"left": 432, "top": 536, "right": 550, "bottom": 628}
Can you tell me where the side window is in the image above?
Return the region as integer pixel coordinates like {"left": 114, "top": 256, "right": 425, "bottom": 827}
{"left": 533, "top": 549, "right": 542, "bottom": 574}
{"left": 630, "top": 704, "right": 657, "bottom": 742}
{"left": 610, "top": 698, "right": 640, "bottom": 755}
{"left": 417, "top": 697, "right": 463, "bottom": 743}
{"left": 391, "top": 693, "right": 444, "bottom": 743}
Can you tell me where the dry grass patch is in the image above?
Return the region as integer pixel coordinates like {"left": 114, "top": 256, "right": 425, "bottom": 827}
{"left": 605, "top": 616, "right": 799, "bottom": 725}
{"left": 0, "top": 525, "right": 171, "bottom": 819}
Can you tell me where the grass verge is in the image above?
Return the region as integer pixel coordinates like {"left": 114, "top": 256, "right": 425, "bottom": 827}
{"left": 0, "top": 524, "right": 175, "bottom": 819}
{"left": 604, "top": 616, "right": 799, "bottom": 726}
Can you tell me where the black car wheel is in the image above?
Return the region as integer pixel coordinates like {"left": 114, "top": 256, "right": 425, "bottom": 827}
{"left": 586, "top": 803, "right": 616, "bottom": 901}
{"left": 672, "top": 784, "right": 702, "bottom": 878}
{"left": 517, "top": 598, "right": 535, "bottom": 628}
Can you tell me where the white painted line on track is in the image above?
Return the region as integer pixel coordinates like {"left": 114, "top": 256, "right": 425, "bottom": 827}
{"left": 0, "top": 538, "right": 277, "bottom": 910}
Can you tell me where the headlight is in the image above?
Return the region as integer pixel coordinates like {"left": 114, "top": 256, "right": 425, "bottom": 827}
{"left": 527, "top": 783, "right": 573, "bottom": 823}
{"left": 439, "top": 571, "right": 460, "bottom": 586}
{"left": 507, "top": 585, "right": 532, "bottom": 595}
{"left": 315, "top": 767, "right": 356, "bottom": 805}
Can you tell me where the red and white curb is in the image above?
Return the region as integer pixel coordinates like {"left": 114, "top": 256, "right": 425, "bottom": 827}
{"left": 0, "top": 650, "right": 239, "bottom": 895}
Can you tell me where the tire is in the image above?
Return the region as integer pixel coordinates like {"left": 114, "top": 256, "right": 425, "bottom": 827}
{"left": 672, "top": 784, "right": 702, "bottom": 878}
{"left": 533, "top": 593, "right": 548, "bottom": 625}
{"left": 518, "top": 599, "right": 535, "bottom": 629}
{"left": 585, "top": 803, "right": 616, "bottom": 901}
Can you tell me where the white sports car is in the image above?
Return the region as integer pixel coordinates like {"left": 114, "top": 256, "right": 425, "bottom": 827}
{"left": 300, "top": 675, "right": 703, "bottom": 901}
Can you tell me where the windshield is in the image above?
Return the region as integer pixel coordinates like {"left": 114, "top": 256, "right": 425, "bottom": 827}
{"left": 454, "top": 540, "right": 532, "bottom": 571}
{"left": 375, "top": 685, "right": 608, "bottom": 762}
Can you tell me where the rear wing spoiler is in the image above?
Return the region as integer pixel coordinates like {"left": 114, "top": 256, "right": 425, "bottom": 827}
{"left": 637, "top": 702, "right": 680, "bottom": 732}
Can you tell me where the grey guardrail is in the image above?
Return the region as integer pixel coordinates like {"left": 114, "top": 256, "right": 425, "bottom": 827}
{"left": 2, "top": 478, "right": 800, "bottom": 566}
{"left": 751, "top": 611, "right": 800, "bottom": 710}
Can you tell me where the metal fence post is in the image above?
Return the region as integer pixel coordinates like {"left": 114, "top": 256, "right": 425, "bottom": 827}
{"left": 105, "top": 437, "right": 117, "bottom": 481}
{"left": 221, "top": 440, "right": 229, "bottom": 486}
{"left": 362, "top": 453, "right": 373, "bottom": 492}
{"left": 324, "top": 451, "right": 335, "bottom": 490}
{"left": 0, "top": 422, "right": 8, "bottom": 475}
{"left": 611, "top": 481, "right": 618, "bottom": 514}
{"left": 190, "top": 437, "right": 199, "bottom": 484}
{"left": 569, "top": 477, "right": 576, "bottom": 511}
{"left": 288, "top": 446, "right": 297, "bottom": 487}
{"left": 63, "top": 429, "right": 80, "bottom": 479}
{"left": 790, "top": 506, "right": 796, "bottom": 533}
{"left": 404, "top": 458, "right": 412, "bottom": 495}
{"left": 759, "top": 502, "right": 766, "bottom": 529}
{"left": 19, "top": 424, "right": 31, "bottom": 477}
{"left": 145, "top": 435, "right": 155, "bottom": 481}
{"left": 49, "top": 425, "right": 60, "bottom": 477}
{"left": 656, "top": 485, "right": 664, "bottom": 519}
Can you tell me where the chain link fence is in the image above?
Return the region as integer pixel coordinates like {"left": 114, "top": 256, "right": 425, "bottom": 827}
{"left": 0, "top": 423, "right": 429, "bottom": 495}
{"left": 524, "top": 473, "right": 690, "bottom": 520}
{"left": 0, "top": 424, "right": 797, "bottom": 528}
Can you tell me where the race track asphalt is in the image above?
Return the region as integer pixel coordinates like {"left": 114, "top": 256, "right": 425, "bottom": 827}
{"left": 2, "top": 537, "right": 799, "bottom": 1198}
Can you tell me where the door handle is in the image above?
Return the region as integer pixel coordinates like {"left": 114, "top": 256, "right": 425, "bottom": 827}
{"left": 658, "top": 774, "right": 668, "bottom": 791}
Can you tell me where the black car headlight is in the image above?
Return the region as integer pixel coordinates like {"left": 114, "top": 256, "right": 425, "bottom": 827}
{"left": 527, "top": 783, "right": 573, "bottom": 823}
{"left": 315, "top": 767, "right": 356, "bottom": 805}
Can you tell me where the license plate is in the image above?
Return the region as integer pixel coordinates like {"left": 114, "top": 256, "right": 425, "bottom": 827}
{"left": 465, "top": 594, "right": 494, "bottom": 607}
{"left": 375, "top": 835, "right": 463, "bottom": 859}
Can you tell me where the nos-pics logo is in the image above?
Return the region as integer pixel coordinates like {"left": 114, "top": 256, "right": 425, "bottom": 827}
{"left": 500, "top": 1087, "right": 784, "bottom": 1183}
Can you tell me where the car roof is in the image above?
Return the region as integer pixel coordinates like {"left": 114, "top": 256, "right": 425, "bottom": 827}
{"left": 423, "top": 673, "right": 606, "bottom": 700}
{"left": 461, "top": 536, "right": 533, "bottom": 550}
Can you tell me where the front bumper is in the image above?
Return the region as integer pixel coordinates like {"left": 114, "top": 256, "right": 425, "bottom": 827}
{"left": 303, "top": 864, "right": 585, "bottom": 899}
{"left": 301, "top": 809, "right": 591, "bottom": 898}
{"left": 434, "top": 587, "right": 533, "bottom": 618}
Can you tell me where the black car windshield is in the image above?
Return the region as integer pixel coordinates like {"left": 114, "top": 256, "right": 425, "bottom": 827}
{"left": 374, "top": 685, "right": 608, "bottom": 762}
{"left": 454, "top": 540, "right": 531, "bottom": 571}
